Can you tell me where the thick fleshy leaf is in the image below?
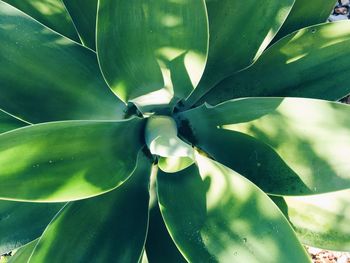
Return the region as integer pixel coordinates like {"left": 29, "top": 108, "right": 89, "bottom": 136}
{"left": 0, "top": 201, "right": 62, "bottom": 254}
{"left": 29, "top": 152, "right": 151, "bottom": 263}
{"left": 145, "top": 204, "right": 186, "bottom": 263}
{"left": 2, "top": 0, "right": 80, "bottom": 42}
{"left": 179, "top": 128, "right": 312, "bottom": 196}
{"left": 184, "top": 0, "right": 294, "bottom": 107}
{"left": 272, "top": 190, "right": 350, "bottom": 251}
{"left": 97, "top": 0, "right": 208, "bottom": 105}
{"left": 203, "top": 21, "right": 350, "bottom": 105}
{"left": 0, "top": 110, "right": 28, "bottom": 133}
{"left": 62, "top": 0, "right": 97, "bottom": 50}
{"left": 0, "top": 2, "right": 124, "bottom": 123}
{"left": 0, "top": 119, "right": 144, "bottom": 202}
{"left": 272, "top": 0, "right": 335, "bottom": 43}
{"left": 8, "top": 239, "right": 38, "bottom": 263}
{"left": 177, "top": 98, "right": 350, "bottom": 195}
{"left": 157, "top": 154, "right": 311, "bottom": 263}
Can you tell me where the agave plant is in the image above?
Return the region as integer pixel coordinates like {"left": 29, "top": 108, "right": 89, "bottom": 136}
{"left": 0, "top": 0, "right": 350, "bottom": 262}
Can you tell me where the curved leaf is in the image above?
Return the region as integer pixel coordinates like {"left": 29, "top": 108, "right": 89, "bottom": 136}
{"left": 0, "top": 110, "right": 28, "bottom": 134}
{"left": 272, "top": 190, "right": 350, "bottom": 251}
{"left": 145, "top": 204, "right": 186, "bottom": 263}
{"left": 145, "top": 116, "right": 194, "bottom": 158}
{"left": 2, "top": 0, "right": 80, "bottom": 42}
{"left": 8, "top": 239, "right": 38, "bottom": 263}
{"left": 0, "top": 2, "right": 124, "bottom": 123}
{"left": 177, "top": 98, "right": 350, "bottom": 195}
{"left": 180, "top": 128, "right": 312, "bottom": 196}
{"left": 62, "top": 0, "right": 97, "bottom": 50}
{"left": 203, "top": 21, "right": 350, "bottom": 105}
{"left": 0, "top": 118, "right": 144, "bottom": 202}
{"left": 0, "top": 201, "right": 62, "bottom": 254}
{"left": 184, "top": 0, "right": 294, "bottom": 107}
{"left": 96, "top": 0, "right": 208, "bottom": 105}
{"left": 157, "top": 154, "right": 311, "bottom": 263}
{"left": 158, "top": 156, "right": 194, "bottom": 173}
{"left": 29, "top": 151, "right": 151, "bottom": 263}
{"left": 272, "top": 0, "right": 335, "bottom": 43}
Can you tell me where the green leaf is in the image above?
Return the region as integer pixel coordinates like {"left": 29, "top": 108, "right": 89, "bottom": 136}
{"left": 2, "top": 0, "right": 80, "bottom": 42}
{"left": 0, "top": 119, "right": 144, "bottom": 202}
{"left": 145, "top": 116, "right": 194, "bottom": 158}
{"left": 145, "top": 116, "right": 194, "bottom": 173}
{"left": 157, "top": 154, "right": 311, "bottom": 263}
{"left": 158, "top": 156, "right": 194, "bottom": 173}
{"left": 184, "top": 0, "right": 294, "bottom": 107}
{"left": 96, "top": 0, "right": 208, "bottom": 105}
{"left": 177, "top": 98, "right": 350, "bottom": 195}
{"left": 140, "top": 252, "right": 149, "bottom": 263}
{"left": 29, "top": 152, "right": 151, "bottom": 263}
{"left": 145, "top": 204, "right": 186, "bottom": 263}
{"left": 272, "top": 0, "right": 335, "bottom": 43}
{"left": 0, "top": 110, "right": 28, "bottom": 134}
{"left": 8, "top": 239, "right": 38, "bottom": 263}
{"left": 0, "top": 2, "right": 124, "bottom": 123}
{"left": 0, "top": 201, "right": 62, "bottom": 254}
{"left": 272, "top": 190, "right": 350, "bottom": 251}
{"left": 62, "top": 0, "right": 97, "bottom": 50}
{"left": 179, "top": 128, "right": 312, "bottom": 196}
{"left": 203, "top": 21, "right": 350, "bottom": 105}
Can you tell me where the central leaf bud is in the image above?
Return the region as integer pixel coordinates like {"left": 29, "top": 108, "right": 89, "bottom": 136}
{"left": 145, "top": 116, "right": 194, "bottom": 172}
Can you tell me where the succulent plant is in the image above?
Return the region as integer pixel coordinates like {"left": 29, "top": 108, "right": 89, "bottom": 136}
{"left": 0, "top": 0, "right": 349, "bottom": 262}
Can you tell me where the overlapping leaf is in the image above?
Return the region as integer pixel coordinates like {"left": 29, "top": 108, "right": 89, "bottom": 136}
{"left": 272, "top": 190, "right": 350, "bottom": 251}
{"left": 97, "top": 0, "right": 208, "bottom": 107}
{"left": 62, "top": 0, "right": 97, "bottom": 50}
{"left": 272, "top": 0, "right": 335, "bottom": 43}
{"left": 177, "top": 98, "right": 350, "bottom": 195}
{"left": 2, "top": 0, "right": 80, "bottom": 42}
{"left": 0, "top": 1, "right": 124, "bottom": 123}
{"left": 145, "top": 204, "right": 186, "bottom": 263}
{"left": 8, "top": 239, "right": 38, "bottom": 263}
{"left": 29, "top": 152, "right": 151, "bottom": 262}
{"left": 0, "top": 110, "right": 27, "bottom": 133}
{"left": 157, "top": 154, "right": 311, "bottom": 263}
{"left": 0, "top": 202, "right": 62, "bottom": 254}
{"left": 185, "top": 0, "right": 294, "bottom": 107}
{"left": 0, "top": 119, "right": 144, "bottom": 202}
{"left": 202, "top": 21, "right": 350, "bottom": 105}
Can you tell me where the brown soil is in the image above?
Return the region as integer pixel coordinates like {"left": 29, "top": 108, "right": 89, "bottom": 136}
{"left": 307, "top": 246, "right": 350, "bottom": 263}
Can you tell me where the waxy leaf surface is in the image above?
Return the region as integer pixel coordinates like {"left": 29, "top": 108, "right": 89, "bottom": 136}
{"left": 272, "top": 0, "right": 335, "bottom": 42}
{"left": 272, "top": 190, "right": 350, "bottom": 251}
{"left": 178, "top": 98, "right": 350, "bottom": 195}
{"left": 0, "top": 119, "right": 144, "bottom": 202}
{"left": 62, "top": 0, "right": 97, "bottom": 50}
{"left": 204, "top": 21, "right": 350, "bottom": 105}
{"left": 2, "top": 0, "right": 80, "bottom": 42}
{"left": 97, "top": 0, "right": 208, "bottom": 105}
{"left": 30, "top": 152, "right": 151, "bottom": 262}
{"left": 0, "top": 2, "right": 124, "bottom": 123}
{"left": 157, "top": 154, "right": 310, "bottom": 263}
{"left": 0, "top": 202, "right": 62, "bottom": 254}
{"left": 185, "top": 0, "right": 294, "bottom": 107}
